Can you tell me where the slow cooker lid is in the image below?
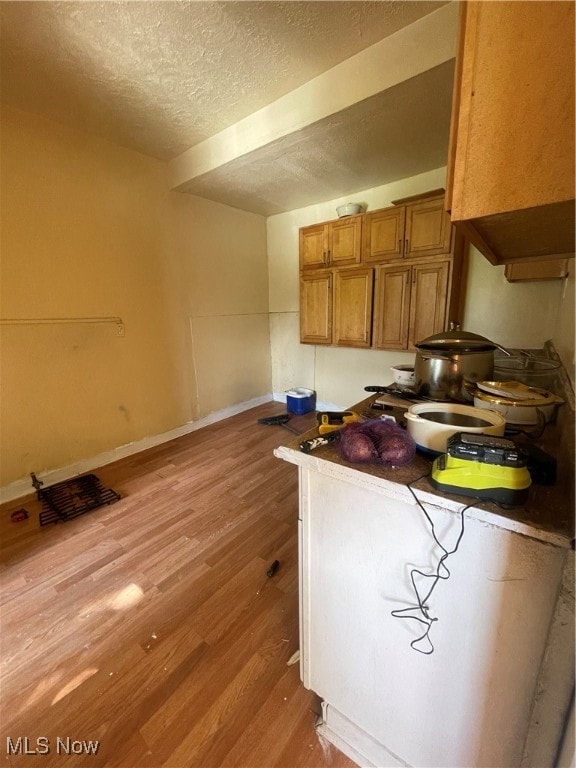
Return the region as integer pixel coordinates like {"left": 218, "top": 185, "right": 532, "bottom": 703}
{"left": 416, "top": 329, "right": 497, "bottom": 351}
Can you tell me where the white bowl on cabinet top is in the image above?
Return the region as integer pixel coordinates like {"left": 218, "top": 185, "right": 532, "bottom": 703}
{"left": 336, "top": 203, "right": 362, "bottom": 218}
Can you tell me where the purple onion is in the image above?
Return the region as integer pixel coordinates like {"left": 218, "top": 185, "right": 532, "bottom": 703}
{"left": 338, "top": 419, "right": 416, "bottom": 467}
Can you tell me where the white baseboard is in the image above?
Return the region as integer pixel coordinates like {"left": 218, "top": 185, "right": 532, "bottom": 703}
{"left": 318, "top": 702, "right": 410, "bottom": 768}
{"left": 0, "top": 394, "right": 273, "bottom": 504}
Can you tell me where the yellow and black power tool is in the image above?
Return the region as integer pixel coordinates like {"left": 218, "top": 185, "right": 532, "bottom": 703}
{"left": 431, "top": 432, "right": 532, "bottom": 505}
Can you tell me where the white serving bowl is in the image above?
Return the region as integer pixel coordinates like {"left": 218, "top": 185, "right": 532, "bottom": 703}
{"left": 405, "top": 402, "right": 506, "bottom": 455}
{"left": 336, "top": 202, "right": 362, "bottom": 218}
{"left": 391, "top": 364, "right": 415, "bottom": 388}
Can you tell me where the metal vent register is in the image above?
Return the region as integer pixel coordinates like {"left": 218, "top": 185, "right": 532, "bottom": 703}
{"left": 31, "top": 473, "right": 121, "bottom": 526}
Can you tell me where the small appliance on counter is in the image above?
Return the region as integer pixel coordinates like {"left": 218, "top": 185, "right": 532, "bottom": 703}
{"left": 430, "top": 432, "right": 532, "bottom": 505}
{"left": 472, "top": 380, "right": 564, "bottom": 425}
{"left": 404, "top": 402, "right": 506, "bottom": 455}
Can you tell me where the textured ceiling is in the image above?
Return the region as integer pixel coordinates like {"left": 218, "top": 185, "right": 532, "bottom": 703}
{"left": 0, "top": 0, "right": 454, "bottom": 214}
{"left": 178, "top": 60, "right": 455, "bottom": 215}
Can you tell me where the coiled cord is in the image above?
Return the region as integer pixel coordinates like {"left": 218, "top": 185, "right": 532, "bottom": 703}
{"left": 391, "top": 474, "right": 485, "bottom": 655}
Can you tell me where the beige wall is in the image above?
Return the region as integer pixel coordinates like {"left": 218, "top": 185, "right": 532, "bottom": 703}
{"left": 2, "top": 107, "right": 572, "bottom": 491}
{"left": 267, "top": 167, "right": 574, "bottom": 408}
{"left": 0, "top": 107, "right": 271, "bottom": 488}
{"left": 462, "top": 248, "right": 568, "bottom": 349}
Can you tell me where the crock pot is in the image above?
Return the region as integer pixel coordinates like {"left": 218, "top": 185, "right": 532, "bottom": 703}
{"left": 473, "top": 386, "right": 564, "bottom": 425}
{"left": 405, "top": 402, "right": 506, "bottom": 455}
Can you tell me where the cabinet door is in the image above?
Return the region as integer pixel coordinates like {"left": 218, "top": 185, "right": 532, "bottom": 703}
{"left": 333, "top": 268, "right": 373, "bottom": 348}
{"left": 329, "top": 216, "right": 362, "bottom": 267}
{"left": 300, "top": 272, "right": 332, "bottom": 344}
{"left": 447, "top": 2, "right": 575, "bottom": 264}
{"left": 372, "top": 265, "right": 411, "bottom": 350}
{"left": 300, "top": 224, "right": 328, "bottom": 270}
{"left": 408, "top": 260, "right": 450, "bottom": 350}
{"left": 405, "top": 198, "right": 452, "bottom": 258}
{"left": 363, "top": 207, "right": 405, "bottom": 263}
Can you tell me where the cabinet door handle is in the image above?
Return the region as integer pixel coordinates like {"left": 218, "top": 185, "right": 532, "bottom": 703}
{"left": 322, "top": 250, "right": 327, "bottom": 264}
{"left": 327, "top": 249, "right": 331, "bottom": 263}
{"left": 405, "top": 239, "right": 410, "bottom": 256}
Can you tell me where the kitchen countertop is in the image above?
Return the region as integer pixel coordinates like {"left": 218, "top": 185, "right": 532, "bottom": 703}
{"left": 274, "top": 394, "right": 575, "bottom": 547}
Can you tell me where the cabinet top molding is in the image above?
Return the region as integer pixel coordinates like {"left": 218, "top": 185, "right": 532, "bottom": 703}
{"left": 390, "top": 188, "right": 446, "bottom": 207}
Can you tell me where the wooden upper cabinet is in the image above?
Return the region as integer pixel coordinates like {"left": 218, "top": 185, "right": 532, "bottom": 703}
{"left": 333, "top": 268, "right": 373, "bottom": 348}
{"left": 363, "top": 207, "right": 405, "bottom": 263}
{"left": 330, "top": 216, "right": 363, "bottom": 267}
{"left": 300, "top": 271, "right": 332, "bottom": 344}
{"left": 446, "top": 1, "right": 575, "bottom": 264}
{"left": 504, "top": 258, "right": 573, "bottom": 283}
{"left": 405, "top": 197, "right": 452, "bottom": 258}
{"left": 372, "top": 260, "right": 451, "bottom": 351}
{"left": 300, "top": 225, "right": 327, "bottom": 269}
{"left": 363, "top": 191, "right": 451, "bottom": 263}
{"left": 299, "top": 191, "right": 467, "bottom": 350}
{"left": 300, "top": 216, "right": 362, "bottom": 270}
{"left": 408, "top": 260, "right": 450, "bottom": 350}
{"left": 372, "top": 265, "right": 411, "bottom": 349}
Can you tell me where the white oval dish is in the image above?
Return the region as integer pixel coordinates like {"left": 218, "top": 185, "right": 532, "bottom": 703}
{"left": 405, "top": 402, "right": 506, "bottom": 455}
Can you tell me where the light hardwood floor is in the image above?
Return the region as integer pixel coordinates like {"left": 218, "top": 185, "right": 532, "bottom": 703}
{"left": 0, "top": 402, "right": 356, "bottom": 768}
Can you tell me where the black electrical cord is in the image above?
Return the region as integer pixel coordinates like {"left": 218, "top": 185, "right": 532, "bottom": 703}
{"left": 391, "top": 473, "right": 485, "bottom": 655}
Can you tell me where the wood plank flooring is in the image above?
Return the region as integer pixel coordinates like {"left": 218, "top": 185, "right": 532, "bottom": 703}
{"left": 0, "top": 403, "right": 356, "bottom": 768}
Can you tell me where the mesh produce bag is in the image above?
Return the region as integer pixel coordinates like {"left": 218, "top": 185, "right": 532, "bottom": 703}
{"left": 338, "top": 419, "right": 416, "bottom": 467}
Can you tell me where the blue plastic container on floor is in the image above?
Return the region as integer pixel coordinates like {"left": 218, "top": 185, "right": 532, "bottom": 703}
{"left": 286, "top": 388, "right": 316, "bottom": 415}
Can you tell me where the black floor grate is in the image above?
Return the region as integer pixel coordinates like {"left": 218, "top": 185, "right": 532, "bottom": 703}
{"left": 35, "top": 474, "right": 121, "bottom": 526}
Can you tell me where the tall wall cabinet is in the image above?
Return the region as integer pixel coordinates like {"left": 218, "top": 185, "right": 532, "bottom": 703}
{"left": 299, "top": 191, "right": 466, "bottom": 350}
{"left": 446, "top": 1, "right": 575, "bottom": 265}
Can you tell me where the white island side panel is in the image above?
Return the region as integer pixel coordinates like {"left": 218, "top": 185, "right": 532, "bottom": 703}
{"left": 299, "top": 468, "right": 568, "bottom": 768}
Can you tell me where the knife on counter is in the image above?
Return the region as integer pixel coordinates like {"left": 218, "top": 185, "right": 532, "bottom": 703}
{"left": 364, "top": 385, "right": 420, "bottom": 402}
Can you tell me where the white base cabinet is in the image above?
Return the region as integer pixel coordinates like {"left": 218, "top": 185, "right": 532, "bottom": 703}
{"left": 282, "top": 454, "right": 574, "bottom": 768}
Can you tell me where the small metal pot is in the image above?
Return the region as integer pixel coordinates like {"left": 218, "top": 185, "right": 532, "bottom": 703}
{"left": 414, "top": 330, "right": 501, "bottom": 402}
